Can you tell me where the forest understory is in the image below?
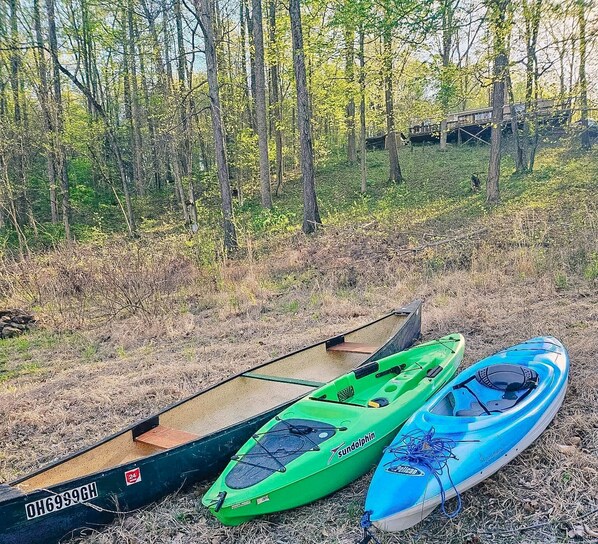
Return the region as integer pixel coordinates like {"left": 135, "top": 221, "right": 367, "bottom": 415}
{"left": 0, "top": 144, "right": 597, "bottom": 543}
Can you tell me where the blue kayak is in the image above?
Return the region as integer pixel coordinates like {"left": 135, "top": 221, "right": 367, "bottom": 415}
{"left": 364, "top": 337, "right": 569, "bottom": 533}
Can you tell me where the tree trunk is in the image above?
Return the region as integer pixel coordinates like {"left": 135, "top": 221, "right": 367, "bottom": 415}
{"left": 8, "top": 0, "right": 28, "bottom": 229}
{"left": 487, "top": 54, "right": 506, "bottom": 204}
{"left": 486, "top": 0, "right": 510, "bottom": 204}
{"left": 345, "top": 26, "right": 356, "bottom": 164}
{"left": 80, "top": 0, "right": 99, "bottom": 119}
{"left": 33, "top": 0, "right": 58, "bottom": 223}
{"left": 175, "top": 0, "right": 198, "bottom": 225}
{"left": 383, "top": 28, "right": 402, "bottom": 183}
{"left": 251, "top": 0, "right": 272, "bottom": 208}
{"left": 194, "top": 0, "right": 237, "bottom": 251}
{"left": 359, "top": 26, "right": 367, "bottom": 193}
{"left": 46, "top": 0, "right": 71, "bottom": 240}
{"left": 122, "top": 11, "right": 137, "bottom": 194}
{"left": 505, "top": 68, "right": 525, "bottom": 172}
{"left": 578, "top": 0, "right": 590, "bottom": 150}
{"left": 269, "top": 0, "right": 284, "bottom": 196}
{"left": 138, "top": 46, "right": 162, "bottom": 189}
{"left": 127, "top": 0, "right": 145, "bottom": 194}
{"left": 520, "top": 0, "right": 542, "bottom": 171}
{"left": 162, "top": 0, "right": 173, "bottom": 87}
{"left": 244, "top": 0, "right": 257, "bottom": 130}
{"left": 439, "top": 0, "right": 455, "bottom": 151}
{"left": 289, "top": 0, "right": 321, "bottom": 234}
{"left": 240, "top": 0, "right": 254, "bottom": 128}
{"left": 170, "top": 139, "right": 190, "bottom": 223}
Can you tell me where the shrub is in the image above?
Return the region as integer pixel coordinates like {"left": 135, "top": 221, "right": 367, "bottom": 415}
{"left": 0, "top": 239, "right": 199, "bottom": 328}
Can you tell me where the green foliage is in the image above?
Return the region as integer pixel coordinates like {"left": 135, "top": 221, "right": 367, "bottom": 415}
{"left": 248, "top": 207, "right": 299, "bottom": 235}
{"left": 282, "top": 299, "right": 300, "bottom": 314}
{"left": 583, "top": 253, "right": 598, "bottom": 281}
{"left": 0, "top": 331, "right": 62, "bottom": 382}
{"left": 554, "top": 271, "right": 569, "bottom": 290}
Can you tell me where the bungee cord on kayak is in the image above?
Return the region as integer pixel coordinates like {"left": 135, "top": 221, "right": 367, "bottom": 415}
{"left": 357, "top": 428, "right": 469, "bottom": 543}
{"left": 383, "top": 428, "right": 463, "bottom": 519}
{"left": 230, "top": 420, "right": 349, "bottom": 473}
{"left": 431, "top": 337, "right": 461, "bottom": 354}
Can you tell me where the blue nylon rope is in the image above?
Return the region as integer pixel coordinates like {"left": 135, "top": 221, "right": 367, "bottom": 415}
{"left": 359, "top": 510, "right": 382, "bottom": 544}
{"left": 384, "top": 428, "right": 462, "bottom": 519}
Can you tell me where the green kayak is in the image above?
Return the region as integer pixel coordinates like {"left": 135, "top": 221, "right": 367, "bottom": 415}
{"left": 202, "top": 334, "right": 464, "bottom": 525}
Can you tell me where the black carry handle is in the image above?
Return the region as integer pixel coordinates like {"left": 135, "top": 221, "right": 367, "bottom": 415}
{"left": 426, "top": 365, "right": 443, "bottom": 379}
{"left": 214, "top": 491, "right": 227, "bottom": 512}
{"left": 354, "top": 361, "right": 379, "bottom": 380}
{"left": 375, "top": 364, "right": 406, "bottom": 379}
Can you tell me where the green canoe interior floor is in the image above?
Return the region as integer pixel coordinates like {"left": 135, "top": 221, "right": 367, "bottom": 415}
{"left": 0, "top": 144, "right": 597, "bottom": 543}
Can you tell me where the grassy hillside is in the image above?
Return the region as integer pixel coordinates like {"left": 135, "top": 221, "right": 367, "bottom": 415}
{"left": 0, "top": 142, "right": 597, "bottom": 543}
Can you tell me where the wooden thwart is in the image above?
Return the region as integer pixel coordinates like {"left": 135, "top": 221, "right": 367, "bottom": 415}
{"left": 327, "top": 342, "right": 379, "bottom": 354}
{"left": 242, "top": 372, "right": 325, "bottom": 388}
{"left": 135, "top": 425, "right": 199, "bottom": 450}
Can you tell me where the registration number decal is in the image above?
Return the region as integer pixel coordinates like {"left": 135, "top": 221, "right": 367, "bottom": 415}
{"left": 25, "top": 482, "right": 98, "bottom": 520}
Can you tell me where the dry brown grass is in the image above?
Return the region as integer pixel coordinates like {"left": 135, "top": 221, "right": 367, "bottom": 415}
{"left": 1, "top": 189, "right": 597, "bottom": 543}
{"left": 0, "top": 239, "right": 202, "bottom": 330}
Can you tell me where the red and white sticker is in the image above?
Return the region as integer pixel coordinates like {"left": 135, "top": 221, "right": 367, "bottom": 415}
{"left": 124, "top": 467, "right": 142, "bottom": 486}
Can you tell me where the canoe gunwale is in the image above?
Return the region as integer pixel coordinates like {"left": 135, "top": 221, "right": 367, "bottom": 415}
{"left": 8, "top": 301, "right": 422, "bottom": 489}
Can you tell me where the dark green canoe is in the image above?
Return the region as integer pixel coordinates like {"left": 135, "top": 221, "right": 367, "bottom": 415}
{"left": 0, "top": 301, "right": 421, "bottom": 544}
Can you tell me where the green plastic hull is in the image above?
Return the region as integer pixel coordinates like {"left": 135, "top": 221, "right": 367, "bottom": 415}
{"left": 203, "top": 334, "right": 465, "bottom": 525}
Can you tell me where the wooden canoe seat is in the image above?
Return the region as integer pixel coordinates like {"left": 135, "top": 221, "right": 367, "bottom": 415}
{"left": 134, "top": 425, "right": 199, "bottom": 450}
{"left": 327, "top": 342, "right": 379, "bottom": 354}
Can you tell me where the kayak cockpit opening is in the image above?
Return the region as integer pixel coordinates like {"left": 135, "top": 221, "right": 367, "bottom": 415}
{"left": 309, "top": 354, "right": 446, "bottom": 409}
{"left": 431, "top": 364, "right": 540, "bottom": 417}
{"left": 224, "top": 418, "right": 341, "bottom": 489}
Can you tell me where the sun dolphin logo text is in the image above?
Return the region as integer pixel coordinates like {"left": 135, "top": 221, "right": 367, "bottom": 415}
{"left": 329, "top": 432, "right": 375, "bottom": 463}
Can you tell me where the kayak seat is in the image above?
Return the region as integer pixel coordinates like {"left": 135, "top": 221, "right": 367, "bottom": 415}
{"left": 454, "top": 364, "right": 539, "bottom": 416}
{"left": 475, "top": 365, "right": 538, "bottom": 398}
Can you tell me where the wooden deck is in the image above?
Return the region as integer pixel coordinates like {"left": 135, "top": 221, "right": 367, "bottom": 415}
{"left": 409, "top": 100, "right": 570, "bottom": 144}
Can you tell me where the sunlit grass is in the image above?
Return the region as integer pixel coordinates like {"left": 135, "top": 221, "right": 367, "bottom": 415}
{"left": 237, "top": 144, "right": 492, "bottom": 235}
{"left": 234, "top": 142, "right": 596, "bottom": 243}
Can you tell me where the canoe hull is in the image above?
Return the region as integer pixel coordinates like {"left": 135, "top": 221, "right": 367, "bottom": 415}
{"left": 1, "top": 407, "right": 280, "bottom": 544}
{"left": 1, "top": 302, "right": 422, "bottom": 544}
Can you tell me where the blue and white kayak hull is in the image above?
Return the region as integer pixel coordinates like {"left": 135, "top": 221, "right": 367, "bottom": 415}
{"left": 365, "top": 337, "right": 569, "bottom": 533}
